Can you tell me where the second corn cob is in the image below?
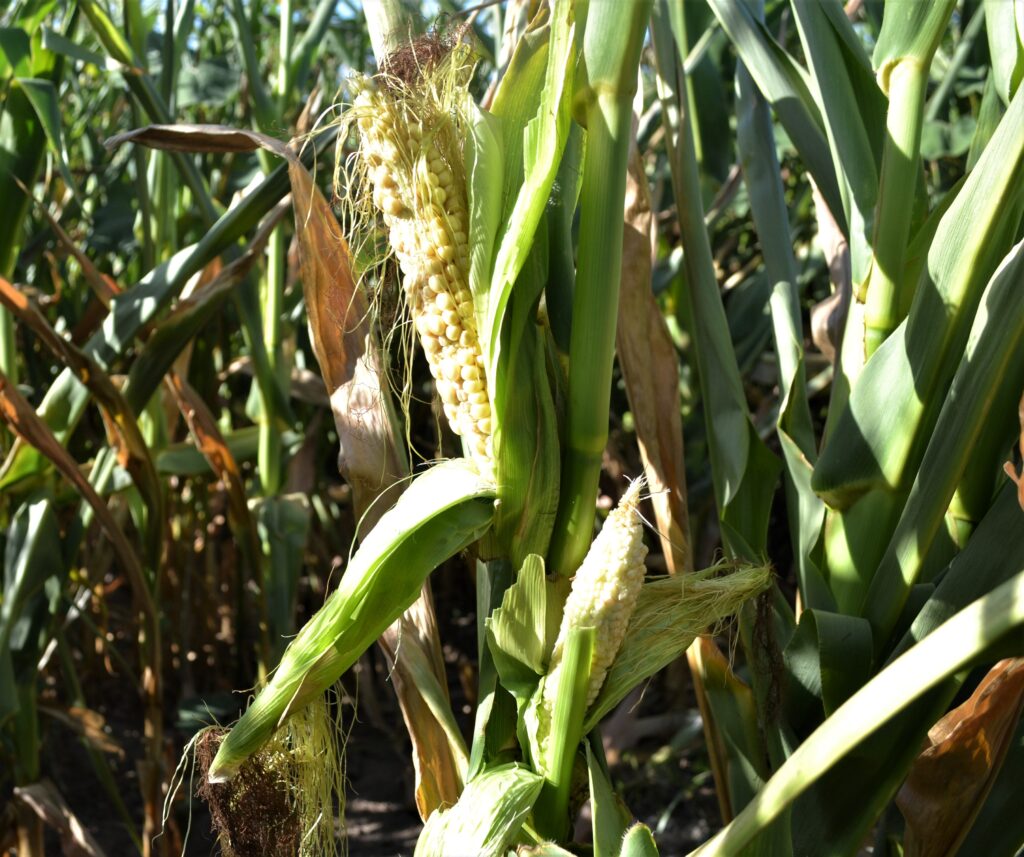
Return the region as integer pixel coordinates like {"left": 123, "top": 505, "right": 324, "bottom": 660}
{"left": 533, "top": 479, "right": 648, "bottom": 761}
{"left": 350, "top": 64, "right": 492, "bottom": 468}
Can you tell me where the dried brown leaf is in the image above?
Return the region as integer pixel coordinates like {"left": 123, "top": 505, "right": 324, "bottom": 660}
{"left": 0, "top": 276, "right": 162, "bottom": 541}
{"left": 897, "top": 658, "right": 1024, "bottom": 857}
{"left": 39, "top": 705, "right": 124, "bottom": 758}
{"left": 287, "top": 160, "right": 407, "bottom": 521}
{"left": 13, "top": 780, "right": 107, "bottom": 857}
{"left": 616, "top": 144, "right": 690, "bottom": 574}
{"left": 164, "top": 371, "right": 258, "bottom": 562}
{"left": 105, "top": 123, "right": 291, "bottom": 160}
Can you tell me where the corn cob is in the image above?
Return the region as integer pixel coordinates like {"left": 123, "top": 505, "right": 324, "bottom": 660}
{"left": 350, "top": 72, "right": 492, "bottom": 467}
{"left": 545, "top": 479, "right": 648, "bottom": 709}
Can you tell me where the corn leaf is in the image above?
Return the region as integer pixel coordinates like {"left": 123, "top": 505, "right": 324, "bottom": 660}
{"left": 14, "top": 78, "right": 80, "bottom": 200}
{"left": 861, "top": 240, "right": 1024, "bottom": 643}
{"left": 485, "top": 0, "right": 574, "bottom": 372}
{"left": 785, "top": 482, "right": 1024, "bottom": 856}
{"left": 704, "top": 0, "right": 843, "bottom": 227}
{"left": 468, "top": 558, "right": 520, "bottom": 781}
{"left": 486, "top": 554, "right": 550, "bottom": 684}
{"left": 782, "top": 609, "right": 873, "bottom": 721}
{"left": 207, "top": 460, "right": 496, "bottom": 782}
{"left": 873, "top": 0, "right": 958, "bottom": 87}
{"left": 651, "top": 1, "right": 780, "bottom": 561}
{"left": 984, "top": 0, "right": 1024, "bottom": 104}
{"left": 0, "top": 495, "right": 62, "bottom": 668}
{"left": 689, "top": 568, "right": 1024, "bottom": 856}
{"left": 789, "top": 0, "right": 884, "bottom": 288}
{"left": 813, "top": 85, "right": 1024, "bottom": 507}
{"left": 586, "top": 740, "right": 631, "bottom": 857}
{"left": 735, "top": 50, "right": 827, "bottom": 611}
{"left": 531, "top": 625, "right": 595, "bottom": 840}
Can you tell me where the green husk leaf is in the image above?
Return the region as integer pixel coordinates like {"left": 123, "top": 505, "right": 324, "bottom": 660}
{"left": 621, "top": 823, "right": 660, "bottom": 857}
{"left": 486, "top": 554, "right": 550, "bottom": 685}
{"left": 208, "top": 459, "right": 495, "bottom": 782}
{"left": 415, "top": 764, "right": 543, "bottom": 857}
{"left": 485, "top": 0, "right": 575, "bottom": 374}
{"left": 584, "top": 564, "right": 772, "bottom": 732}
{"left": 587, "top": 740, "right": 631, "bottom": 857}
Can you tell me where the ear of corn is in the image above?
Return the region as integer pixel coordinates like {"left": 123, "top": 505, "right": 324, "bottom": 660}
{"left": 208, "top": 459, "right": 495, "bottom": 783}
{"left": 545, "top": 479, "right": 648, "bottom": 712}
{"left": 350, "top": 63, "right": 493, "bottom": 470}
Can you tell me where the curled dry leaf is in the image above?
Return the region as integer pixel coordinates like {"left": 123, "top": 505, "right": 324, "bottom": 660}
{"left": 897, "top": 658, "right": 1024, "bottom": 857}
{"left": 13, "top": 780, "right": 106, "bottom": 857}
{"left": 809, "top": 180, "right": 851, "bottom": 363}
{"left": 615, "top": 141, "right": 690, "bottom": 574}
{"left": 38, "top": 704, "right": 124, "bottom": 758}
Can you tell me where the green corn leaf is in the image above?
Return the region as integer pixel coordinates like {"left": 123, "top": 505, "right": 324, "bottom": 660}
{"left": 0, "top": 494, "right": 62, "bottom": 664}
{"left": 0, "top": 28, "right": 31, "bottom": 80}
{"left": 861, "top": 240, "right": 1024, "bottom": 644}
{"left": 207, "top": 459, "right": 496, "bottom": 782}
{"left": 705, "top": 0, "right": 843, "bottom": 227}
{"left": 254, "top": 495, "right": 312, "bottom": 660}
{"left": 874, "top": 0, "right": 958, "bottom": 89}
{"left": 468, "top": 558, "right": 519, "bottom": 780}
{"left": 466, "top": 99, "right": 503, "bottom": 345}
{"left": 688, "top": 568, "right": 1024, "bottom": 857}
{"left": 813, "top": 84, "right": 1024, "bottom": 507}
{"left": 531, "top": 625, "right": 595, "bottom": 840}
{"left": 966, "top": 75, "right": 1004, "bottom": 171}
{"left": 789, "top": 0, "right": 884, "bottom": 289}
{"left": 473, "top": 9, "right": 565, "bottom": 567}
{"left": 415, "top": 763, "right": 543, "bottom": 857}
{"left": 651, "top": 1, "right": 780, "bottom": 562}
{"left": 783, "top": 609, "right": 873, "bottom": 722}
{"left": 984, "top": 0, "right": 1024, "bottom": 104}
{"left": 485, "top": 0, "right": 575, "bottom": 373}
{"left": 491, "top": 238, "right": 561, "bottom": 566}
{"left": 785, "top": 483, "right": 1024, "bottom": 855}
{"left": 40, "top": 27, "right": 106, "bottom": 68}
{"left": 15, "top": 77, "right": 80, "bottom": 200}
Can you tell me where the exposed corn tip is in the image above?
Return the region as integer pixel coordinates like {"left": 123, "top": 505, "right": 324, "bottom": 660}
{"left": 351, "top": 76, "right": 492, "bottom": 467}
{"left": 546, "top": 479, "right": 648, "bottom": 710}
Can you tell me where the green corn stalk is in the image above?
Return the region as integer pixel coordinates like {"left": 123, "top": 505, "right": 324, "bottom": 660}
{"left": 548, "top": 0, "right": 653, "bottom": 576}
